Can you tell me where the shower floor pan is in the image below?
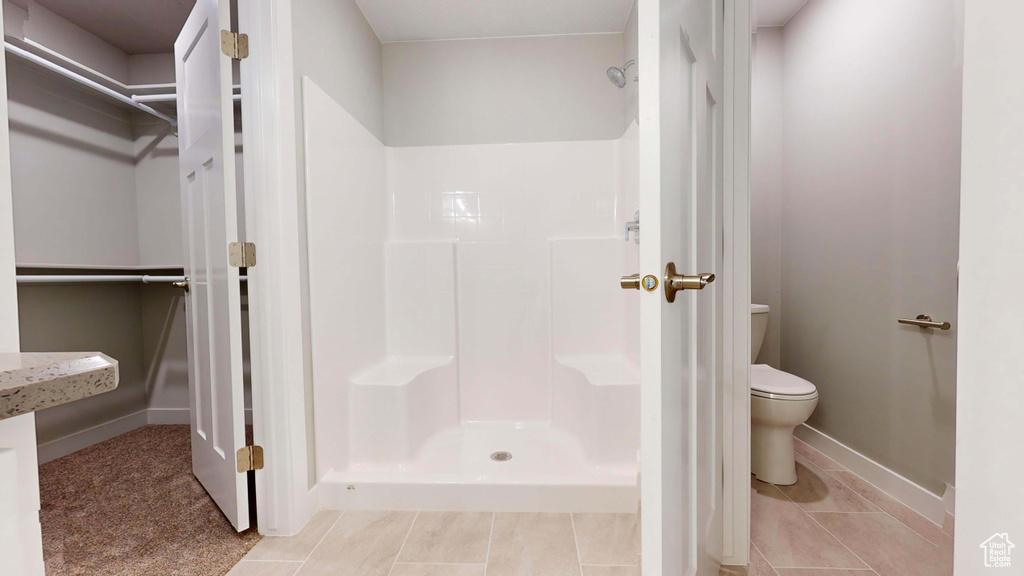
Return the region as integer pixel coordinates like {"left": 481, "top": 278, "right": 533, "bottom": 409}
{"left": 320, "top": 423, "right": 639, "bottom": 513}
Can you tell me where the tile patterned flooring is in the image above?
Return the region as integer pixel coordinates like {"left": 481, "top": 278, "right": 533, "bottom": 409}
{"left": 229, "top": 510, "right": 640, "bottom": 576}
{"left": 228, "top": 439, "right": 949, "bottom": 576}
{"left": 722, "top": 438, "right": 954, "bottom": 576}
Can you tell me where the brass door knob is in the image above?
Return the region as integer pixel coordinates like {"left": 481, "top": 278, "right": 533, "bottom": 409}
{"left": 172, "top": 279, "right": 190, "bottom": 293}
{"left": 664, "top": 262, "right": 714, "bottom": 302}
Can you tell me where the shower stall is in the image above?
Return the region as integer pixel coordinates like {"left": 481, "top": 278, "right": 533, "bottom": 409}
{"left": 303, "top": 60, "right": 640, "bottom": 512}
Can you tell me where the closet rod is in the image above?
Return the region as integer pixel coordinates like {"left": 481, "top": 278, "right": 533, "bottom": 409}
{"left": 16, "top": 275, "right": 248, "bottom": 285}
{"left": 4, "top": 42, "right": 178, "bottom": 127}
{"left": 133, "top": 93, "right": 243, "bottom": 103}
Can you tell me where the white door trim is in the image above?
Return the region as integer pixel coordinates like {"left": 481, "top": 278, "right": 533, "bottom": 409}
{"left": 955, "top": 0, "right": 1024, "bottom": 569}
{"left": 236, "top": 0, "right": 750, "bottom": 545}
{"left": 721, "top": 0, "right": 752, "bottom": 566}
{"left": 237, "top": 0, "right": 318, "bottom": 536}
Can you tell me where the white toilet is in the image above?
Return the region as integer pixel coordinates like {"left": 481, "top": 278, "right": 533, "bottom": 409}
{"left": 750, "top": 304, "right": 818, "bottom": 485}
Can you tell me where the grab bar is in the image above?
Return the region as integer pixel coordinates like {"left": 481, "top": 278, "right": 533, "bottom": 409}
{"left": 898, "top": 315, "right": 951, "bottom": 330}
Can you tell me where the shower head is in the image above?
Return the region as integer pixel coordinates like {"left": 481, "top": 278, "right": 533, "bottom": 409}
{"left": 607, "top": 67, "right": 626, "bottom": 88}
{"left": 607, "top": 60, "right": 636, "bottom": 88}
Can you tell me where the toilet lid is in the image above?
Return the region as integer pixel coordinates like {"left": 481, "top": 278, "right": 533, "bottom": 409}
{"left": 751, "top": 364, "right": 817, "bottom": 396}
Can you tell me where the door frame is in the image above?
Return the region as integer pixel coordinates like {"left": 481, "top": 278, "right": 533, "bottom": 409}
{"left": 721, "top": 0, "right": 753, "bottom": 567}
{"left": 237, "top": 0, "right": 753, "bottom": 549}
{"left": 955, "top": 0, "right": 1024, "bottom": 568}
{"left": 236, "top": 0, "right": 318, "bottom": 536}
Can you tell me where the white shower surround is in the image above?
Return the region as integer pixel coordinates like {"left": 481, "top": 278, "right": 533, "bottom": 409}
{"left": 304, "top": 78, "right": 639, "bottom": 512}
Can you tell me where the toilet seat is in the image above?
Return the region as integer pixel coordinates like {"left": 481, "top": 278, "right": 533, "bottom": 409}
{"left": 751, "top": 364, "right": 818, "bottom": 401}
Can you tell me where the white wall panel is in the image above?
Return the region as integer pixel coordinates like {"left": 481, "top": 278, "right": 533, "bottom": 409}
{"left": 552, "top": 238, "right": 624, "bottom": 356}
{"left": 955, "top": 0, "right": 1024, "bottom": 566}
{"left": 618, "top": 121, "right": 639, "bottom": 364}
{"left": 388, "top": 140, "right": 619, "bottom": 242}
{"left": 386, "top": 242, "right": 455, "bottom": 358}
{"left": 303, "top": 78, "right": 388, "bottom": 476}
{"left": 457, "top": 241, "right": 552, "bottom": 423}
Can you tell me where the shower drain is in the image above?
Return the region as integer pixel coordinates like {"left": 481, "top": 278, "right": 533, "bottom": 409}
{"left": 490, "top": 451, "right": 513, "bottom": 462}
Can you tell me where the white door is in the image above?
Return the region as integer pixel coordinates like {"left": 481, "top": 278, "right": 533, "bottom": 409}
{"left": 175, "top": 0, "right": 249, "bottom": 531}
{"left": 638, "top": 0, "right": 724, "bottom": 573}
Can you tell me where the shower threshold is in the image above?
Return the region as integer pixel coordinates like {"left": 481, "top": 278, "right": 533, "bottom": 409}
{"left": 320, "top": 423, "right": 639, "bottom": 513}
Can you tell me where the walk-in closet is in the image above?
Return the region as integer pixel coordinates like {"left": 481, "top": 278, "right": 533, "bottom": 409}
{"left": 4, "top": 1, "right": 257, "bottom": 573}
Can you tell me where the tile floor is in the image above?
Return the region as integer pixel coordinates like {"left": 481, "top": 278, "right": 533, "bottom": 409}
{"left": 721, "top": 438, "right": 954, "bottom": 576}
{"left": 228, "top": 510, "right": 640, "bottom": 576}
{"left": 228, "top": 438, "right": 950, "bottom": 576}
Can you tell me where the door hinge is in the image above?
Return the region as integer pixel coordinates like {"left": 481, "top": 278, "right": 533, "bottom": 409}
{"left": 237, "top": 445, "right": 264, "bottom": 472}
{"left": 229, "top": 242, "right": 256, "bottom": 268}
{"left": 221, "top": 30, "right": 249, "bottom": 59}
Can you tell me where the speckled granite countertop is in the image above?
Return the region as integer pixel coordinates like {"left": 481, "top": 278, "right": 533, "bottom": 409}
{"left": 0, "top": 353, "right": 119, "bottom": 420}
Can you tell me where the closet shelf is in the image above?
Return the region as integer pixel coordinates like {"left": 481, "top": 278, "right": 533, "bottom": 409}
{"left": 5, "top": 41, "right": 177, "bottom": 126}
{"left": 10, "top": 37, "right": 172, "bottom": 96}
{"left": 16, "top": 263, "right": 184, "bottom": 271}
{"left": 5, "top": 36, "right": 244, "bottom": 121}
{"left": 16, "top": 274, "right": 248, "bottom": 285}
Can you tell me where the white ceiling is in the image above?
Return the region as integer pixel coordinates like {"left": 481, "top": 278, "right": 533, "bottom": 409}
{"left": 354, "top": 0, "right": 635, "bottom": 43}
{"left": 756, "top": 0, "right": 807, "bottom": 27}
{"left": 34, "top": 0, "right": 195, "bottom": 55}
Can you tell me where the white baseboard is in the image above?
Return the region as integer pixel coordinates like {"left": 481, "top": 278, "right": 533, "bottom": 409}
{"left": 148, "top": 408, "right": 253, "bottom": 425}
{"left": 146, "top": 408, "right": 191, "bottom": 425}
{"left": 794, "top": 424, "right": 947, "bottom": 526}
{"left": 942, "top": 484, "right": 956, "bottom": 516}
{"left": 38, "top": 410, "right": 150, "bottom": 464}
{"left": 37, "top": 408, "right": 254, "bottom": 463}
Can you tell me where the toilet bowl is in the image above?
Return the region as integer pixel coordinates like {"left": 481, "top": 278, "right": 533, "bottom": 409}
{"left": 750, "top": 305, "right": 819, "bottom": 485}
{"left": 750, "top": 365, "right": 818, "bottom": 484}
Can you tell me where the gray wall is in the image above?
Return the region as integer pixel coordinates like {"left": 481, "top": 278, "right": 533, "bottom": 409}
{"left": 140, "top": 284, "right": 252, "bottom": 419}
{"left": 139, "top": 284, "right": 189, "bottom": 415}
{"left": 7, "top": 6, "right": 214, "bottom": 446}
{"left": 7, "top": 61, "right": 140, "bottom": 267}
{"left": 130, "top": 55, "right": 184, "bottom": 268}
{"left": 6, "top": 6, "right": 144, "bottom": 446}
{"left": 776, "top": 0, "right": 961, "bottom": 494}
{"left": 4, "top": 0, "right": 130, "bottom": 83}
{"left": 292, "top": 0, "right": 384, "bottom": 141}
{"left": 0, "top": 5, "right": 20, "bottom": 351}
{"left": 382, "top": 33, "right": 625, "bottom": 146}
{"left": 19, "top": 284, "right": 147, "bottom": 444}
{"left": 750, "top": 28, "right": 782, "bottom": 368}
{"left": 132, "top": 119, "right": 182, "bottom": 267}
{"left": 128, "top": 54, "right": 176, "bottom": 86}
{"left": 6, "top": 0, "right": 253, "bottom": 453}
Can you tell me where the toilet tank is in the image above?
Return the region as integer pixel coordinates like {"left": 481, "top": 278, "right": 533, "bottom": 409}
{"left": 751, "top": 304, "right": 769, "bottom": 363}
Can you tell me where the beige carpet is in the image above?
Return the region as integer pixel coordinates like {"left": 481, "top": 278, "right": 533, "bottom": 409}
{"left": 39, "top": 425, "right": 262, "bottom": 576}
